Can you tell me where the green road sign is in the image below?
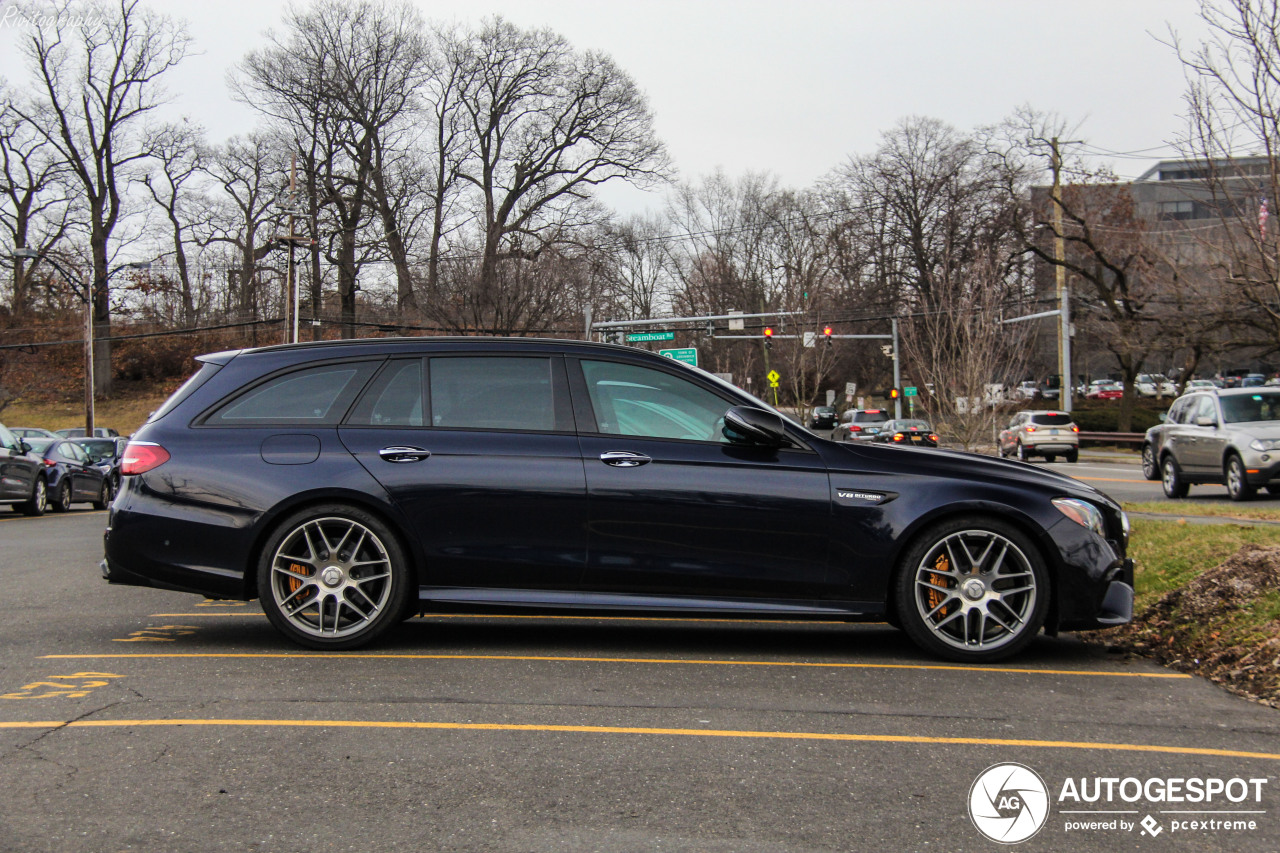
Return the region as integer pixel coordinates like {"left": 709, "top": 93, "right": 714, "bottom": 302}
{"left": 659, "top": 347, "right": 698, "bottom": 366}
{"left": 904, "top": 386, "right": 918, "bottom": 397}
{"left": 628, "top": 331, "right": 675, "bottom": 342}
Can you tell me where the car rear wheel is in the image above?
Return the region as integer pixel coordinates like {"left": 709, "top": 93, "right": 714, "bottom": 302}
{"left": 92, "top": 479, "right": 112, "bottom": 511}
{"left": 894, "top": 517, "right": 1049, "bottom": 663}
{"left": 1161, "top": 455, "right": 1189, "bottom": 499}
{"left": 1141, "top": 444, "right": 1158, "bottom": 480}
{"left": 1017, "top": 442, "right": 1031, "bottom": 462}
{"left": 257, "top": 504, "right": 412, "bottom": 650}
{"left": 51, "top": 480, "right": 72, "bottom": 513}
{"left": 22, "top": 477, "right": 48, "bottom": 517}
{"left": 1225, "top": 454, "right": 1256, "bottom": 502}
{"left": 1066, "top": 449, "right": 1078, "bottom": 464}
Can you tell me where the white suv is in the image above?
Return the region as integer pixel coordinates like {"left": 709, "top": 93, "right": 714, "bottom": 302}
{"left": 999, "top": 411, "right": 1080, "bottom": 463}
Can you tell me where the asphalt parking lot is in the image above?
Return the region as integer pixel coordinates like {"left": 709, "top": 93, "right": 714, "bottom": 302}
{"left": 3, "top": 510, "right": 1279, "bottom": 852}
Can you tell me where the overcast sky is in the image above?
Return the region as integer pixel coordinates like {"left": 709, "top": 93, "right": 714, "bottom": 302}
{"left": 1, "top": 0, "right": 1217, "bottom": 213}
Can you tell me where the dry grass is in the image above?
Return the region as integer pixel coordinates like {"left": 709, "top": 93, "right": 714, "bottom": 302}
{"left": 1124, "top": 500, "right": 1280, "bottom": 522}
{"left": 0, "top": 385, "right": 171, "bottom": 436}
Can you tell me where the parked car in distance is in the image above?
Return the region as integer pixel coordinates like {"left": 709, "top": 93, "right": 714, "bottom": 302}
{"left": 872, "top": 419, "right": 938, "bottom": 447}
{"left": 999, "top": 411, "right": 1080, "bottom": 463}
{"left": 1085, "top": 381, "right": 1124, "bottom": 400}
{"left": 1242, "top": 373, "right": 1266, "bottom": 388}
{"left": 55, "top": 426, "right": 121, "bottom": 438}
{"left": 70, "top": 436, "right": 128, "bottom": 493}
{"left": 1135, "top": 374, "right": 1176, "bottom": 397}
{"left": 25, "top": 437, "right": 112, "bottom": 511}
{"left": 1184, "top": 379, "right": 1219, "bottom": 391}
{"left": 10, "top": 426, "right": 59, "bottom": 441}
{"left": 1013, "top": 381, "right": 1039, "bottom": 401}
{"left": 0, "top": 422, "right": 49, "bottom": 515}
{"left": 809, "top": 405, "right": 837, "bottom": 430}
{"left": 1144, "top": 387, "right": 1280, "bottom": 500}
{"left": 101, "top": 337, "right": 1133, "bottom": 662}
{"left": 833, "top": 408, "right": 890, "bottom": 442}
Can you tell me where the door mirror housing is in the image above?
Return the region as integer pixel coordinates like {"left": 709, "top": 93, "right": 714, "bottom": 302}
{"left": 1195, "top": 415, "right": 1216, "bottom": 427}
{"left": 723, "top": 406, "right": 788, "bottom": 447}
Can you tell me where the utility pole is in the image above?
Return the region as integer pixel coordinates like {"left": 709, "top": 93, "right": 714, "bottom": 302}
{"left": 275, "top": 153, "right": 311, "bottom": 344}
{"left": 1050, "top": 137, "right": 1074, "bottom": 413}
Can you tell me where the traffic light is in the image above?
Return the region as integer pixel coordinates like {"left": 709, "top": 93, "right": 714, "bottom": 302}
{"left": 822, "top": 325, "right": 833, "bottom": 346}
{"left": 763, "top": 326, "right": 774, "bottom": 349}
{"left": 889, "top": 388, "right": 901, "bottom": 400}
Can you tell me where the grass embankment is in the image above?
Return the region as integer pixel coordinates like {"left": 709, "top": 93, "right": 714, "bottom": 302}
{"left": 0, "top": 385, "right": 170, "bottom": 436}
{"left": 1106, "top": 513, "right": 1280, "bottom": 708}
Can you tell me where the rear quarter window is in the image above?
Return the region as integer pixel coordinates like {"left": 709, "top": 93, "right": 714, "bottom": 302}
{"left": 204, "top": 362, "right": 379, "bottom": 426}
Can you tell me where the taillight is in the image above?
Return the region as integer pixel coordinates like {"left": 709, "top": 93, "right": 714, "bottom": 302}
{"left": 929, "top": 434, "right": 939, "bottom": 442}
{"left": 1026, "top": 425, "right": 1037, "bottom": 432}
{"left": 1072, "top": 425, "right": 1080, "bottom": 433}
{"left": 42, "top": 457, "right": 56, "bottom": 467}
{"left": 121, "top": 441, "right": 170, "bottom": 475}
{"left": 893, "top": 433, "right": 905, "bottom": 442}
{"left": 850, "top": 425, "right": 863, "bottom": 432}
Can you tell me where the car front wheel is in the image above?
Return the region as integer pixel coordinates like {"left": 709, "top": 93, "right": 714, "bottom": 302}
{"left": 257, "top": 504, "right": 412, "bottom": 650}
{"left": 894, "top": 517, "right": 1050, "bottom": 662}
{"left": 1141, "top": 444, "right": 1158, "bottom": 480}
{"left": 1225, "top": 455, "right": 1256, "bottom": 502}
{"left": 1161, "top": 455, "right": 1189, "bottom": 499}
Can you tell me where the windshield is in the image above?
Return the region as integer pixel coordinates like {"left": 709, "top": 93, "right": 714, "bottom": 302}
{"left": 1220, "top": 392, "right": 1280, "bottom": 424}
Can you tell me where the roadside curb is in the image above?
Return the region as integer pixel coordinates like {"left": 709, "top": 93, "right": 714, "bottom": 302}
{"left": 1128, "top": 511, "right": 1280, "bottom": 527}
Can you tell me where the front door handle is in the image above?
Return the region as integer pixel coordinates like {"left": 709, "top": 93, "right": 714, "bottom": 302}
{"left": 600, "top": 451, "right": 651, "bottom": 468}
{"left": 379, "top": 446, "right": 431, "bottom": 463}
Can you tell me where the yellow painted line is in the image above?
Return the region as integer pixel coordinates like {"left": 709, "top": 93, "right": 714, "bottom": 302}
{"left": 0, "top": 718, "right": 1274, "bottom": 760}
{"left": 1074, "top": 476, "right": 1149, "bottom": 484}
{"left": 40, "top": 652, "right": 1191, "bottom": 679}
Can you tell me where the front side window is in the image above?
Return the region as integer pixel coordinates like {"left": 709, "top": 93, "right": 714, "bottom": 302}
{"left": 429, "top": 357, "right": 556, "bottom": 432}
{"left": 207, "top": 361, "right": 379, "bottom": 426}
{"left": 580, "top": 360, "right": 730, "bottom": 442}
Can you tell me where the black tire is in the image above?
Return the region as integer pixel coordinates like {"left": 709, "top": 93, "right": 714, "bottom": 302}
{"left": 894, "top": 515, "right": 1050, "bottom": 663}
{"left": 92, "top": 479, "right": 112, "bottom": 511}
{"left": 21, "top": 477, "right": 48, "bottom": 517}
{"left": 1017, "top": 442, "right": 1031, "bottom": 462}
{"left": 1161, "top": 455, "right": 1189, "bottom": 499}
{"left": 1225, "top": 454, "right": 1256, "bottom": 502}
{"left": 1045, "top": 455, "right": 1057, "bottom": 463}
{"left": 256, "top": 503, "right": 413, "bottom": 650}
{"left": 1140, "top": 443, "right": 1158, "bottom": 480}
{"left": 51, "top": 480, "right": 72, "bottom": 513}
{"left": 1265, "top": 484, "right": 1280, "bottom": 497}
{"left": 1066, "top": 449, "right": 1079, "bottom": 464}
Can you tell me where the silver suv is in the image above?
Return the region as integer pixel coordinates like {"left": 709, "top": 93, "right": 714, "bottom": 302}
{"left": 1143, "top": 388, "right": 1280, "bottom": 501}
{"left": 999, "top": 411, "right": 1079, "bottom": 463}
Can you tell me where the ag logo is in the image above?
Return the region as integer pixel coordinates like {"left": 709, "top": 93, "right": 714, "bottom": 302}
{"left": 968, "top": 763, "right": 1050, "bottom": 844}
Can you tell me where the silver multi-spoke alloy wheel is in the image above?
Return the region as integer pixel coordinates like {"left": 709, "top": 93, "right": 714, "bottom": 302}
{"left": 258, "top": 505, "right": 411, "bottom": 649}
{"left": 896, "top": 518, "right": 1049, "bottom": 662}
{"left": 1141, "top": 444, "right": 1158, "bottom": 480}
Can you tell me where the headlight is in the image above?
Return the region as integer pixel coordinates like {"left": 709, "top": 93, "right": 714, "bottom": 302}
{"left": 1052, "top": 497, "right": 1106, "bottom": 537}
{"left": 1250, "top": 438, "right": 1280, "bottom": 451}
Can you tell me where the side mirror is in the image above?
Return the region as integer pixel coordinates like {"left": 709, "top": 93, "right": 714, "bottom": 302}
{"left": 1195, "top": 415, "right": 1216, "bottom": 427}
{"left": 723, "top": 406, "right": 788, "bottom": 447}
{"left": 1158, "top": 413, "right": 1168, "bottom": 423}
{"left": 19, "top": 440, "right": 31, "bottom": 454}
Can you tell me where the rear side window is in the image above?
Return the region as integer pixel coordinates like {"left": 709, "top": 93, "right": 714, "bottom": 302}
{"left": 206, "top": 362, "right": 379, "bottom": 426}
{"left": 1030, "top": 413, "right": 1073, "bottom": 426}
{"left": 148, "top": 362, "right": 222, "bottom": 423}
{"left": 429, "top": 357, "right": 555, "bottom": 431}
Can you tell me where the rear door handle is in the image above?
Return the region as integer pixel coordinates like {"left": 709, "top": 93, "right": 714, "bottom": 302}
{"left": 379, "top": 446, "right": 431, "bottom": 463}
{"left": 600, "top": 451, "right": 651, "bottom": 468}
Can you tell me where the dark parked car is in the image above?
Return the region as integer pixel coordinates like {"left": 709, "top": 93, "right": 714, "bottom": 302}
{"left": 103, "top": 338, "right": 1133, "bottom": 662}
{"left": 10, "top": 436, "right": 111, "bottom": 512}
{"left": 809, "top": 406, "right": 837, "bottom": 430}
{"left": 71, "top": 436, "right": 128, "bottom": 492}
{"left": 10, "top": 426, "right": 59, "bottom": 441}
{"left": 1, "top": 422, "right": 48, "bottom": 515}
{"left": 873, "top": 419, "right": 938, "bottom": 447}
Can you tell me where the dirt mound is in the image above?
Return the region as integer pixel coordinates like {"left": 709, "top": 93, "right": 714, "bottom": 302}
{"left": 1100, "top": 544, "right": 1280, "bottom": 709}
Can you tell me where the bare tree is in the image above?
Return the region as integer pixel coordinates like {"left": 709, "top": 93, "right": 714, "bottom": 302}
{"left": 12, "top": 0, "right": 189, "bottom": 394}
{"left": 449, "top": 17, "right": 670, "bottom": 332}
{"left": 0, "top": 90, "right": 74, "bottom": 318}
{"left": 143, "top": 121, "right": 205, "bottom": 325}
